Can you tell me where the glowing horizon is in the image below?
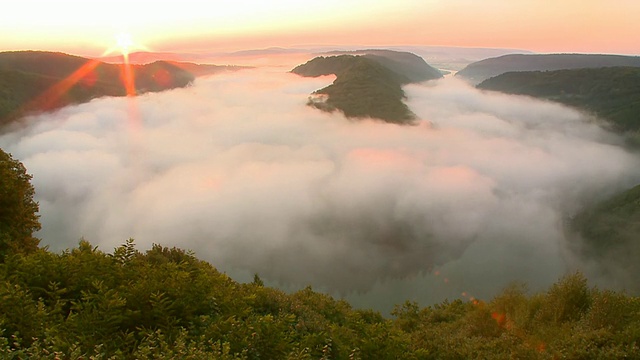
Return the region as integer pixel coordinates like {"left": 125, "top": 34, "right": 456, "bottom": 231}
{"left": 1, "top": 0, "right": 639, "bottom": 57}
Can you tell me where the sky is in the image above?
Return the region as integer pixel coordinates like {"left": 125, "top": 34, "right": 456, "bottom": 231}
{"left": 1, "top": 0, "right": 639, "bottom": 56}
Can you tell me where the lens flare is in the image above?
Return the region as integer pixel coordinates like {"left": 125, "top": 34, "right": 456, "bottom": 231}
{"left": 22, "top": 59, "right": 102, "bottom": 113}
{"left": 99, "top": 32, "right": 144, "bottom": 130}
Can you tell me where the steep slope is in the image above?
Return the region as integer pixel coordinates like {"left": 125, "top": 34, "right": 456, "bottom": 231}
{"left": 292, "top": 53, "right": 439, "bottom": 124}
{"left": 457, "top": 53, "right": 640, "bottom": 84}
{"left": 477, "top": 67, "right": 640, "bottom": 133}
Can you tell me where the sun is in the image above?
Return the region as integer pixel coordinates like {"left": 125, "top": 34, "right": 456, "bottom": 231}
{"left": 115, "top": 32, "right": 134, "bottom": 56}
{"left": 101, "top": 32, "right": 147, "bottom": 59}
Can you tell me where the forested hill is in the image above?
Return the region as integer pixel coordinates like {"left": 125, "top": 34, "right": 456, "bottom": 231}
{"left": 291, "top": 52, "right": 440, "bottom": 124}
{"left": 0, "top": 51, "right": 239, "bottom": 128}
{"left": 477, "top": 67, "right": 640, "bottom": 133}
{"left": 457, "top": 53, "right": 640, "bottom": 84}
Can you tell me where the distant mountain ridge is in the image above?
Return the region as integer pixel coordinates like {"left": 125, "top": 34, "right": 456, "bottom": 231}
{"left": 292, "top": 50, "right": 442, "bottom": 124}
{"left": 457, "top": 54, "right": 640, "bottom": 84}
{"left": 0, "top": 51, "right": 244, "bottom": 128}
{"left": 99, "top": 51, "right": 259, "bottom": 67}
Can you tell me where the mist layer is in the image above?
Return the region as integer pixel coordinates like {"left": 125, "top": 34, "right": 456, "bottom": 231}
{"left": 1, "top": 69, "right": 638, "bottom": 308}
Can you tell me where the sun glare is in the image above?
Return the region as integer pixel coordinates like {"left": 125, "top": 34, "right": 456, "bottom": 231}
{"left": 116, "top": 32, "right": 134, "bottom": 56}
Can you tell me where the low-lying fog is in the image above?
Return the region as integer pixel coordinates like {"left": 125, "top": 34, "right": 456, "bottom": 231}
{"left": 2, "top": 68, "right": 638, "bottom": 312}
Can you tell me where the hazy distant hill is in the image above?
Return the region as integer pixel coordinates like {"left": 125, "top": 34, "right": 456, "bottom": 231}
{"left": 292, "top": 51, "right": 441, "bottom": 124}
{"left": 457, "top": 54, "right": 640, "bottom": 84}
{"left": 100, "top": 51, "right": 190, "bottom": 64}
{"left": 99, "top": 46, "right": 533, "bottom": 71}
{"left": 165, "top": 61, "right": 251, "bottom": 77}
{"left": 100, "top": 52, "right": 252, "bottom": 73}
{"left": 477, "top": 67, "right": 640, "bottom": 134}
{"left": 0, "top": 51, "right": 243, "bottom": 128}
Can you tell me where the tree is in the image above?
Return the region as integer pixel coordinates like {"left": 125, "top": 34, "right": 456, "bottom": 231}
{"left": 0, "top": 148, "right": 40, "bottom": 259}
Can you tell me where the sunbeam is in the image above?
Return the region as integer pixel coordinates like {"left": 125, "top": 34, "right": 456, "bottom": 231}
{"left": 21, "top": 59, "right": 103, "bottom": 114}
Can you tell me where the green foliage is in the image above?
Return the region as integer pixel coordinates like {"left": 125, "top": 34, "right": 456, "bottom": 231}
{"left": 535, "top": 272, "right": 591, "bottom": 324}
{"left": 387, "top": 273, "right": 640, "bottom": 359}
{"left": 0, "top": 148, "right": 40, "bottom": 259}
{"left": 0, "top": 238, "right": 639, "bottom": 358}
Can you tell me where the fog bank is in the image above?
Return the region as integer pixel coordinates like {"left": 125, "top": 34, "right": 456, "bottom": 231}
{"left": 2, "top": 69, "right": 638, "bottom": 310}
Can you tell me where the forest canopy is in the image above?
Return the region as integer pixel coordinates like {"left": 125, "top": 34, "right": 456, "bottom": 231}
{"left": 0, "top": 148, "right": 40, "bottom": 259}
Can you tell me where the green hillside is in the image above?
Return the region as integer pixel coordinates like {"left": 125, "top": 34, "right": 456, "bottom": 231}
{"left": 458, "top": 53, "right": 640, "bottom": 84}
{"left": 477, "top": 67, "right": 640, "bottom": 133}
{"left": 0, "top": 51, "right": 202, "bottom": 128}
{"left": 292, "top": 55, "right": 425, "bottom": 124}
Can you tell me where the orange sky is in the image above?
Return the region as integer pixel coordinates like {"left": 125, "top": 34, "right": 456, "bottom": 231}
{"left": 1, "top": 0, "right": 638, "bottom": 56}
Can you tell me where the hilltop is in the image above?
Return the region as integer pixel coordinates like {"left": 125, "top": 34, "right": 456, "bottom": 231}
{"left": 457, "top": 53, "right": 640, "bottom": 84}
{"left": 291, "top": 51, "right": 441, "bottom": 124}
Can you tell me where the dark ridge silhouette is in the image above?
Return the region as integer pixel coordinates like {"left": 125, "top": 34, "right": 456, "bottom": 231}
{"left": 458, "top": 53, "right": 640, "bottom": 84}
